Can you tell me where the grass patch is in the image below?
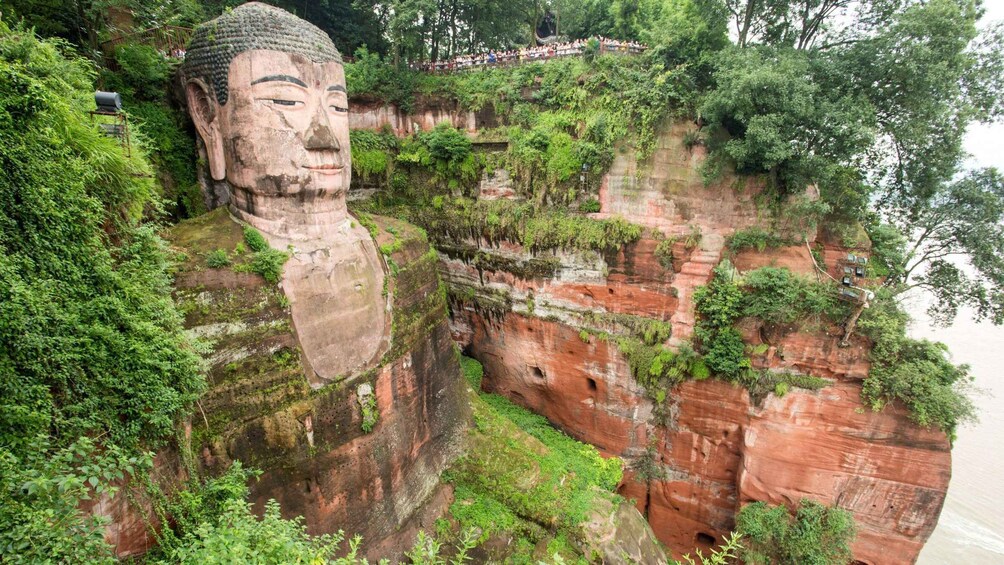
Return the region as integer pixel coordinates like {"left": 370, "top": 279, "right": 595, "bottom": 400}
{"left": 445, "top": 357, "right": 622, "bottom": 558}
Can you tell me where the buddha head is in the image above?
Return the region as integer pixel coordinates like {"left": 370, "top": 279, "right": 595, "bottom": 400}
{"left": 182, "top": 2, "right": 351, "bottom": 239}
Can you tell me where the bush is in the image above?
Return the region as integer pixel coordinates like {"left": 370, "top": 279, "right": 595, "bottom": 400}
{"left": 727, "top": 227, "right": 789, "bottom": 252}
{"left": 248, "top": 249, "right": 289, "bottom": 284}
{"left": 243, "top": 225, "right": 269, "bottom": 252}
{"left": 206, "top": 249, "right": 230, "bottom": 268}
{"left": 739, "top": 267, "right": 843, "bottom": 326}
{"left": 0, "top": 437, "right": 148, "bottom": 563}
{"left": 655, "top": 237, "right": 676, "bottom": 269}
{"left": 580, "top": 198, "right": 601, "bottom": 213}
{"left": 397, "top": 123, "right": 479, "bottom": 193}
{"left": 857, "top": 290, "right": 976, "bottom": 436}
{"left": 703, "top": 327, "right": 750, "bottom": 380}
{"left": 157, "top": 499, "right": 355, "bottom": 564}
{"left": 735, "top": 499, "right": 855, "bottom": 565}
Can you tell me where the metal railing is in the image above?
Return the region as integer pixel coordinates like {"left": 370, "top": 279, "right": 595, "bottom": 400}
{"left": 412, "top": 40, "right": 647, "bottom": 74}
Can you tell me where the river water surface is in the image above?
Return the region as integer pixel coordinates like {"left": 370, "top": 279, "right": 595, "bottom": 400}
{"left": 913, "top": 304, "right": 1004, "bottom": 564}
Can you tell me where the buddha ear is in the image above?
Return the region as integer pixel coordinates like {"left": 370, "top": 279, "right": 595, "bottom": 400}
{"left": 186, "top": 78, "right": 226, "bottom": 181}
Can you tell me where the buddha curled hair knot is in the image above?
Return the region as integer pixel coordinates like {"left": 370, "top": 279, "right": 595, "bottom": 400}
{"left": 182, "top": 2, "right": 341, "bottom": 106}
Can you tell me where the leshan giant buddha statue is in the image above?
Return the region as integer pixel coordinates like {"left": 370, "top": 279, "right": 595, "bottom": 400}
{"left": 182, "top": 1, "right": 387, "bottom": 384}
{"left": 170, "top": 3, "right": 469, "bottom": 556}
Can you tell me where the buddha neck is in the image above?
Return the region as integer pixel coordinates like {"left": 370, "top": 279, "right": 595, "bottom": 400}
{"left": 228, "top": 186, "right": 354, "bottom": 244}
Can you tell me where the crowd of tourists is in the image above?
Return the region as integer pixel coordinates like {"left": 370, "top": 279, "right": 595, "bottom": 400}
{"left": 411, "top": 37, "right": 647, "bottom": 72}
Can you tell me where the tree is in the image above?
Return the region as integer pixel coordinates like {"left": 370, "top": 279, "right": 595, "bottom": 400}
{"left": 548, "top": 0, "right": 616, "bottom": 39}
{"left": 702, "top": 0, "right": 1004, "bottom": 325}
{"left": 879, "top": 168, "right": 1004, "bottom": 325}
{"left": 724, "top": 0, "right": 859, "bottom": 49}
{"left": 699, "top": 46, "right": 873, "bottom": 194}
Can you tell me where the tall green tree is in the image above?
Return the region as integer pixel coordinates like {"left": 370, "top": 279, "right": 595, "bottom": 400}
{"left": 701, "top": 0, "right": 1004, "bottom": 325}
{"left": 879, "top": 168, "right": 1004, "bottom": 325}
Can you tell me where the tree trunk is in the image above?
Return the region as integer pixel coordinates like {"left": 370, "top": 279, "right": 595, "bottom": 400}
{"left": 738, "top": 0, "right": 759, "bottom": 48}
{"left": 840, "top": 298, "right": 868, "bottom": 347}
{"left": 448, "top": 0, "right": 458, "bottom": 59}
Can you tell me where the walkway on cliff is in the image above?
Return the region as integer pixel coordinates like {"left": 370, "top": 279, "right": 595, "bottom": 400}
{"left": 411, "top": 37, "right": 647, "bottom": 73}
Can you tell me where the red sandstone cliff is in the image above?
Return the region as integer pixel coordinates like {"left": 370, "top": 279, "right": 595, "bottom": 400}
{"left": 423, "top": 123, "right": 951, "bottom": 564}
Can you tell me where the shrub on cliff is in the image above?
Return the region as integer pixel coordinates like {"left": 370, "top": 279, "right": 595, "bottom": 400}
{"left": 735, "top": 499, "right": 855, "bottom": 565}
{"left": 693, "top": 263, "right": 748, "bottom": 380}
{"left": 397, "top": 123, "right": 479, "bottom": 192}
{"left": 857, "top": 290, "right": 976, "bottom": 436}
{"left": 739, "top": 267, "right": 844, "bottom": 327}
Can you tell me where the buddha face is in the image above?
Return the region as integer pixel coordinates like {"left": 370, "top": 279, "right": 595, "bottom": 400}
{"left": 187, "top": 49, "right": 351, "bottom": 205}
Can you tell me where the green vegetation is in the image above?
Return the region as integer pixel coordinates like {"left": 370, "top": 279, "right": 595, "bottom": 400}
{"left": 242, "top": 225, "right": 269, "bottom": 253}
{"left": 100, "top": 42, "right": 203, "bottom": 219}
{"left": 349, "top": 128, "right": 398, "bottom": 185}
{"left": 685, "top": 264, "right": 834, "bottom": 400}
{"left": 347, "top": 53, "right": 695, "bottom": 204}
{"left": 727, "top": 228, "right": 790, "bottom": 253}
{"left": 699, "top": 0, "right": 1004, "bottom": 324}
{"left": 735, "top": 499, "right": 855, "bottom": 565}
{"left": 460, "top": 354, "right": 484, "bottom": 390}
{"left": 244, "top": 248, "right": 288, "bottom": 284}
{"left": 877, "top": 168, "right": 1004, "bottom": 325}
{"left": 739, "top": 267, "right": 844, "bottom": 327}
{"left": 654, "top": 236, "right": 678, "bottom": 269}
{"left": 361, "top": 197, "right": 642, "bottom": 254}
{"left": 693, "top": 264, "right": 749, "bottom": 381}
{"left": 0, "top": 24, "right": 202, "bottom": 561}
{"left": 615, "top": 338, "right": 708, "bottom": 403}
{"left": 231, "top": 226, "right": 289, "bottom": 284}
{"left": 676, "top": 534, "right": 743, "bottom": 565}
{"left": 688, "top": 263, "right": 970, "bottom": 430}
{"left": 358, "top": 389, "right": 379, "bottom": 433}
{"left": 857, "top": 290, "right": 976, "bottom": 437}
{"left": 397, "top": 122, "right": 481, "bottom": 192}
{"left": 3, "top": 0, "right": 999, "bottom": 559}
{"left": 206, "top": 248, "right": 230, "bottom": 268}
{"left": 445, "top": 358, "right": 623, "bottom": 559}
{"left": 1, "top": 437, "right": 151, "bottom": 564}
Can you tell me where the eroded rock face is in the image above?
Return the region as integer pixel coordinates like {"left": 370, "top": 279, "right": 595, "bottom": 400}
{"left": 438, "top": 124, "right": 951, "bottom": 563}
{"left": 349, "top": 99, "right": 484, "bottom": 135}
{"left": 455, "top": 309, "right": 950, "bottom": 563}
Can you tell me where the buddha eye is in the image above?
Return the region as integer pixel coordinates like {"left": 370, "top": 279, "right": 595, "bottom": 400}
{"left": 258, "top": 98, "right": 304, "bottom": 108}
{"left": 329, "top": 104, "right": 348, "bottom": 113}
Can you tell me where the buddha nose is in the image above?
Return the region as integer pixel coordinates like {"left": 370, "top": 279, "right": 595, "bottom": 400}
{"left": 304, "top": 107, "right": 340, "bottom": 152}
